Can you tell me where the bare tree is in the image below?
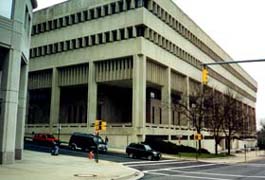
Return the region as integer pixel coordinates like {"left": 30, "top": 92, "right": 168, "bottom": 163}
{"left": 222, "top": 89, "right": 244, "bottom": 155}
{"left": 171, "top": 85, "right": 210, "bottom": 151}
{"left": 205, "top": 89, "right": 224, "bottom": 155}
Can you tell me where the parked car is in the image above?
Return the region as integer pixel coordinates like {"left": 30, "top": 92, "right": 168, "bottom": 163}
{"left": 126, "top": 143, "right": 161, "bottom": 160}
{"left": 68, "top": 132, "right": 107, "bottom": 152}
{"left": 32, "top": 133, "right": 58, "bottom": 146}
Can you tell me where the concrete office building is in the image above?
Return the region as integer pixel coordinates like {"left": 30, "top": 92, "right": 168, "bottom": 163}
{"left": 0, "top": 0, "right": 37, "bottom": 164}
{"left": 26, "top": 0, "right": 257, "bottom": 152}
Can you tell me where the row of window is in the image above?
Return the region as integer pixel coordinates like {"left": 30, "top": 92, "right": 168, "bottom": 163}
{"left": 144, "top": 27, "right": 201, "bottom": 69}
{"left": 31, "top": 0, "right": 147, "bottom": 36}
{"left": 30, "top": 25, "right": 142, "bottom": 58}
{"left": 147, "top": 0, "right": 256, "bottom": 92}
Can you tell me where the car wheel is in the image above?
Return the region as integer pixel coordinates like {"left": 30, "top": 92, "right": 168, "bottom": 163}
{"left": 128, "top": 153, "right": 134, "bottom": 158}
{"left": 147, "top": 155, "right": 153, "bottom": 161}
{"left": 71, "top": 144, "right": 77, "bottom": 151}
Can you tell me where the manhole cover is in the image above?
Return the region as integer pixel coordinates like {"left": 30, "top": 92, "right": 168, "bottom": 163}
{"left": 74, "top": 174, "right": 97, "bottom": 177}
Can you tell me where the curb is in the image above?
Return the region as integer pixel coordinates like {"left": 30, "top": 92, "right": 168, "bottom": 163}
{"left": 111, "top": 168, "right": 144, "bottom": 180}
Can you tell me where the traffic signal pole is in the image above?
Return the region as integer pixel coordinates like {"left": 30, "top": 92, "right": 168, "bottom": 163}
{"left": 202, "top": 58, "right": 265, "bottom": 66}
{"left": 201, "top": 59, "right": 265, "bottom": 84}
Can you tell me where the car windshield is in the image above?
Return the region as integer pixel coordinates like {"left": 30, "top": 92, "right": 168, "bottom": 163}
{"left": 144, "top": 145, "right": 152, "bottom": 151}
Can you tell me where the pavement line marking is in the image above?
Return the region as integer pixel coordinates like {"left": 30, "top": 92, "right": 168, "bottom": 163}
{"left": 145, "top": 171, "right": 231, "bottom": 180}
{"left": 236, "top": 163, "right": 265, "bottom": 167}
{"left": 167, "top": 169, "right": 265, "bottom": 179}
{"left": 143, "top": 163, "right": 217, "bottom": 173}
{"left": 120, "top": 159, "right": 179, "bottom": 165}
{"left": 127, "top": 160, "right": 196, "bottom": 167}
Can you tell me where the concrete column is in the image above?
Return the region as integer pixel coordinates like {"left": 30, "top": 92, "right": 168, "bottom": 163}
{"left": 0, "top": 50, "right": 21, "bottom": 164}
{"left": 132, "top": 54, "right": 146, "bottom": 143}
{"left": 87, "top": 62, "right": 97, "bottom": 131}
{"left": 49, "top": 68, "right": 60, "bottom": 129}
{"left": 101, "top": 6, "right": 105, "bottom": 16}
{"left": 123, "top": 0, "right": 127, "bottom": 11}
{"left": 115, "top": 1, "right": 120, "bottom": 13}
{"left": 148, "top": 0, "right": 153, "bottom": 10}
{"left": 15, "top": 64, "right": 28, "bottom": 160}
{"left": 109, "top": 31, "right": 113, "bottom": 42}
{"left": 102, "top": 33, "right": 106, "bottom": 43}
{"left": 108, "top": 4, "right": 112, "bottom": 15}
{"left": 117, "top": 30, "right": 121, "bottom": 41}
{"left": 124, "top": 28, "right": 128, "bottom": 39}
{"left": 186, "top": 77, "right": 190, "bottom": 128}
{"left": 130, "top": 0, "right": 135, "bottom": 9}
{"left": 161, "top": 68, "right": 171, "bottom": 125}
{"left": 132, "top": 26, "right": 137, "bottom": 37}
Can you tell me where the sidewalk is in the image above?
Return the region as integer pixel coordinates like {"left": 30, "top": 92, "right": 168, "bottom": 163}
{"left": 0, "top": 150, "right": 143, "bottom": 180}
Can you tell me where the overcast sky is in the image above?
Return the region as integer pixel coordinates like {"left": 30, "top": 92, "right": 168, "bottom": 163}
{"left": 36, "top": 0, "right": 265, "bottom": 128}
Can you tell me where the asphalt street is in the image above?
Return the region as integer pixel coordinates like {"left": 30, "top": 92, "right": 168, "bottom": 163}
{"left": 25, "top": 142, "right": 265, "bottom": 180}
{"left": 122, "top": 159, "right": 265, "bottom": 180}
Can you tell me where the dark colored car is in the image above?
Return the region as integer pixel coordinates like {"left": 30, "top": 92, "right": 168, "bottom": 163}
{"left": 32, "top": 133, "right": 58, "bottom": 146}
{"left": 68, "top": 132, "right": 107, "bottom": 152}
{"left": 126, "top": 143, "right": 161, "bottom": 160}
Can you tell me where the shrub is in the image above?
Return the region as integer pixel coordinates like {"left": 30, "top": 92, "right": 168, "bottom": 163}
{"left": 144, "top": 139, "right": 210, "bottom": 154}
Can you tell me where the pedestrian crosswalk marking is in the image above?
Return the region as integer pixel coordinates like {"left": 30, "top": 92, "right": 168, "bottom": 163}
{"left": 167, "top": 169, "right": 265, "bottom": 179}
{"left": 143, "top": 163, "right": 217, "bottom": 173}
{"left": 120, "top": 159, "right": 177, "bottom": 165}
{"left": 145, "top": 171, "right": 231, "bottom": 180}
{"left": 127, "top": 160, "right": 196, "bottom": 167}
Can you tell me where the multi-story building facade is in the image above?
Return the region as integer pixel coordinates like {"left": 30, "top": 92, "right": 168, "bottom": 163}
{"left": 26, "top": 0, "right": 257, "bottom": 153}
{"left": 0, "top": 0, "right": 37, "bottom": 164}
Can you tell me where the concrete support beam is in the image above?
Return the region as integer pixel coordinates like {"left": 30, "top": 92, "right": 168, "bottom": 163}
{"left": 132, "top": 54, "right": 146, "bottom": 143}
{"left": 87, "top": 62, "right": 97, "bottom": 131}
{"left": 161, "top": 68, "right": 171, "bottom": 125}
{"left": 15, "top": 64, "right": 28, "bottom": 160}
{"left": 186, "top": 77, "right": 190, "bottom": 128}
{"left": 49, "top": 68, "right": 60, "bottom": 129}
{"left": 0, "top": 50, "right": 21, "bottom": 164}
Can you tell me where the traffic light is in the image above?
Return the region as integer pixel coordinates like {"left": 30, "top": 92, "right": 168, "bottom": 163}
{"left": 95, "top": 120, "right": 100, "bottom": 131}
{"left": 202, "top": 67, "right": 208, "bottom": 84}
{"left": 101, "top": 121, "right": 107, "bottom": 131}
{"left": 94, "top": 120, "right": 107, "bottom": 131}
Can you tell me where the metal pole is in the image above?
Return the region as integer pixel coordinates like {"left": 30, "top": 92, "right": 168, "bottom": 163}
{"left": 202, "top": 59, "right": 265, "bottom": 66}
{"left": 196, "top": 141, "right": 198, "bottom": 161}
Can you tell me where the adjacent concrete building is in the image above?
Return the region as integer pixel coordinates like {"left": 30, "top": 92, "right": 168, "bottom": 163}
{"left": 0, "top": 0, "right": 37, "bottom": 164}
{"left": 26, "top": 0, "right": 257, "bottom": 153}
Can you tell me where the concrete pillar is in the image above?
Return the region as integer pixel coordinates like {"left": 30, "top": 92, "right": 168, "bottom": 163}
{"left": 15, "top": 64, "right": 28, "bottom": 160}
{"left": 108, "top": 4, "right": 112, "bottom": 15}
{"left": 132, "top": 54, "right": 146, "bottom": 143}
{"left": 102, "top": 33, "right": 106, "bottom": 43}
{"left": 186, "top": 77, "right": 190, "bottom": 128}
{"left": 87, "top": 62, "right": 97, "bottom": 131}
{"left": 148, "top": 0, "right": 153, "bottom": 11}
{"left": 130, "top": 0, "right": 135, "bottom": 9}
{"left": 0, "top": 50, "right": 21, "bottom": 164}
{"left": 115, "top": 1, "right": 120, "bottom": 13}
{"left": 101, "top": 6, "right": 105, "bottom": 17}
{"left": 109, "top": 31, "right": 113, "bottom": 42}
{"left": 123, "top": 0, "right": 127, "bottom": 11}
{"left": 117, "top": 30, "right": 121, "bottom": 41}
{"left": 132, "top": 26, "right": 137, "bottom": 37}
{"left": 49, "top": 68, "right": 60, "bottom": 129}
{"left": 161, "top": 68, "right": 171, "bottom": 125}
{"left": 124, "top": 28, "right": 128, "bottom": 39}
